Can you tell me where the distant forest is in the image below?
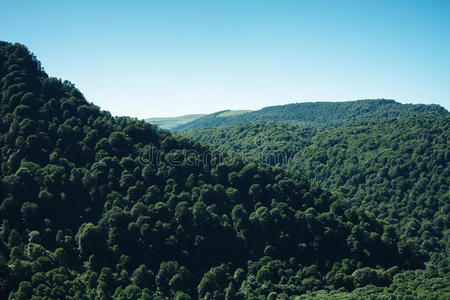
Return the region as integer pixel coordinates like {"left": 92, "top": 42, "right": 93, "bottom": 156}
{"left": 174, "top": 99, "right": 447, "bottom": 130}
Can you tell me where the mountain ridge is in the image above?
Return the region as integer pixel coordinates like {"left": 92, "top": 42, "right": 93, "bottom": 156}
{"left": 172, "top": 99, "right": 448, "bottom": 131}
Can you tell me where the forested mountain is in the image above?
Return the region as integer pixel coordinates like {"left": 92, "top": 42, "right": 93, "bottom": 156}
{"left": 0, "top": 42, "right": 434, "bottom": 299}
{"left": 174, "top": 99, "right": 448, "bottom": 131}
{"left": 144, "top": 114, "right": 205, "bottom": 130}
{"left": 182, "top": 117, "right": 450, "bottom": 296}
{"left": 182, "top": 118, "right": 450, "bottom": 249}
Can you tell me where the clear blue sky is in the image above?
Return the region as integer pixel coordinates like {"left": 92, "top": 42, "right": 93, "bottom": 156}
{"left": 1, "top": 0, "right": 449, "bottom": 118}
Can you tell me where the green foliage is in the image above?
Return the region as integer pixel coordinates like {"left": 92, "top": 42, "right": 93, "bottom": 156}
{"left": 0, "top": 41, "right": 444, "bottom": 299}
{"left": 181, "top": 117, "right": 450, "bottom": 297}
{"left": 182, "top": 119, "right": 450, "bottom": 255}
{"left": 175, "top": 99, "right": 447, "bottom": 130}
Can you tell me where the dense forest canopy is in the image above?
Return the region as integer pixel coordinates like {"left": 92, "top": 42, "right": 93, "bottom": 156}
{"left": 174, "top": 99, "right": 448, "bottom": 131}
{"left": 181, "top": 117, "right": 450, "bottom": 251}
{"left": 182, "top": 116, "right": 450, "bottom": 298}
{"left": 0, "top": 41, "right": 448, "bottom": 299}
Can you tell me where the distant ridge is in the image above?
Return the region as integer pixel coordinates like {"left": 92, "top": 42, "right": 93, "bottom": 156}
{"left": 145, "top": 114, "right": 205, "bottom": 130}
{"left": 174, "top": 99, "right": 448, "bottom": 130}
{"left": 145, "top": 110, "right": 254, "bottom": 130}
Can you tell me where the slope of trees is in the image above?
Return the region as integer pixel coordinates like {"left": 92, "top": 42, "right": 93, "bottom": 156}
{"left": 0, "top": 42, "right": 428, "bottom": 298}
{"left": 175, "top": 100, "right": 448, "bottom": 130}
{"left": 182, "top": 116, "right": 450, "bottom": 296}
{"left": 182, "top": 118, "right": 450, "bottom": 256}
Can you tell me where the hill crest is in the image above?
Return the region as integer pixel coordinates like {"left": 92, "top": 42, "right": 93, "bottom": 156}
{"left": 172, "top": 99, "right": 448, "bottom": 131}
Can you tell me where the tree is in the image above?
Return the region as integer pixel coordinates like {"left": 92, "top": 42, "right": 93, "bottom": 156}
{"left": 131, "top": 265, "right": 155, "bottom": 289}
{"left": 76, "top": 223, "right": 106, "bottom": 258}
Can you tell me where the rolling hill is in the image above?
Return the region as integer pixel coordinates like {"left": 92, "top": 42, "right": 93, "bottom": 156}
{"left": 144, "top": 114, "right": 206, "bottom": 130}
{"left": 174, "top": 99, "right": 448, "bottom": 131}
{"left": 181, "top": 117, "right": 450, "bottom": 253}
{"left": 180, "top": 112, "right": 450, "bottom": 298}
{"left": 144, "top": 110, "right": 254, "bottom": 130}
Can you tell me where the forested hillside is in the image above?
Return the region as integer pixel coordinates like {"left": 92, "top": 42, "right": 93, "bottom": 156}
{"left": 0, "top": 42, "right": 433, "bottom": 299}
{"left": 182, "top": 117, "right": 450, "bottom": 296}
{"left": 175, "top": 100, "right": 448, "bottom": 130}
{"left": 182, "top": 118, "right": 450, "bottom": 251}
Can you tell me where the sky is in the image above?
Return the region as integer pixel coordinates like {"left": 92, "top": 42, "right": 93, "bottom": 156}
{"left": 1, "top": 0, "right": 449, "bottom": 118}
